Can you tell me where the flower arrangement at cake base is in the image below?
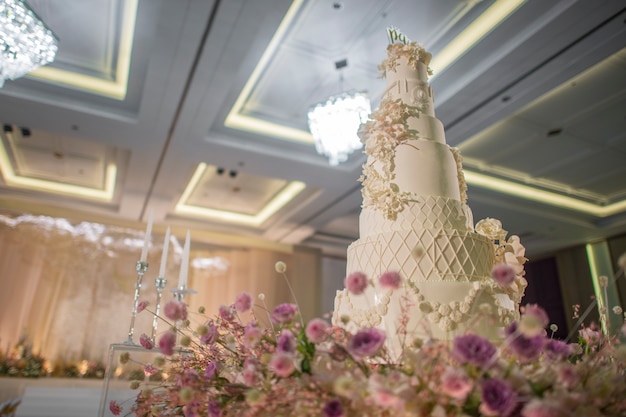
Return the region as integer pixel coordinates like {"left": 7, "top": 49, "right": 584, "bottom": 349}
{"left": 108, "top": 262, "right": 626, "bottom": 417}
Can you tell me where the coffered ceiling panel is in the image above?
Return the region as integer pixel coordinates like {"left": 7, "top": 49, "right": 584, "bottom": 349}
{"left": 0, "top": 0, "right": 625, "bottom": 258}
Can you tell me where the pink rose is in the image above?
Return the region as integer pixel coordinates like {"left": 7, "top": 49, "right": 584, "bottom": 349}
{"left": 491, "top": 263, "right": 516, "bottom": 287}
{"left": 270, "top": 352, "right": 295, "bottom": 377}
{"left": 158, "top": 331, "right": 177, "bottom": 355}
{"left": 441, "top": 367, "right": 473, "bottom": 400}
{"left": 344, "top": 271, "right": 368, "bottom": 295}
{"left": 234, "top": 292, "right": 252, "bottom": 313}
{"left": 378, "top": 271, "right": 401, "bottom": 290}
{"left": 137, "top": 300, "right": 149, "bottom": 314}
{"left": 139, "top": 333, "right": 154, "bottom": 350}
{"left": 522, "top": 399, "right": 564, "bottom": 417}
{"left": 109, "top": 400, "right": 123, "bottom": 415}
{"left": 519, "top": 304, "right": 549, "bottom": 337}
{"left": 163, "top": 300, "right": 187, "bottom": 321}
{"left": 305, "top": 318, "right": 329, "bottom": 343}
{"left": 243, "top": 323, "right": 263, "bottom": 348}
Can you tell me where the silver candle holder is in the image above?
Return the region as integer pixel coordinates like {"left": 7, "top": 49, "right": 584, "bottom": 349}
{"left": 171, "top": 284, "right": 197, "bottom": 345}
{"left": 171, "top": 284, "right": 197, "bottom": 302}
{"left": 125, "top": 260, "right": 148, "bottom": 344}
{"left": 151, "top": 275, "right": 167, "bottom": 342}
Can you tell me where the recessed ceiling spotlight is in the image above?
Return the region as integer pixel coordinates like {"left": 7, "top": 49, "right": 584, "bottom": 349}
{"left": 501, "top": 95, "right": 511, "bottom": 102}
{"left": 333, "top": 2, "right": 343, "bottom": 10}
{"left": 3, "top": 124, "right": 12, "bottom": 133}
{"left": 21, "top": 127, "right": 31, "bottom": 137}
{"left": 546, "top": 128, "right": 563, "bottom": 137}
{"left": 335, "top": 59, "right": 348, "bottom": 70}
{"left": 229, "top": 170, "right": 238, "bottom": 178}
{"left": 216, "top": 167, "right": 225, "bottom": 175}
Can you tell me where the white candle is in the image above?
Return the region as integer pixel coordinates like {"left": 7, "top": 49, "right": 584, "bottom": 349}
{"left": 140, "top": 210, "right": 153, "bottom": 263}
{"left": 178, "top": 230, "right": 190, "bottom": 289}
{"left": 159, "top": 226, "right": 171, "bottom": 277}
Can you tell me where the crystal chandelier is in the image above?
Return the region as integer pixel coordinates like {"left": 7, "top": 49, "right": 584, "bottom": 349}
{"left": 307, "top": 90, "right": 371, "bottom": 166}
{"left": 0, "top": 0, "right": 58, "bottom": 87}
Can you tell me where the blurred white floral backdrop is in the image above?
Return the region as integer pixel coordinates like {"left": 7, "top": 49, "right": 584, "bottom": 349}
{"left": 0, "top": 214, "right": 321, "bottom": 366}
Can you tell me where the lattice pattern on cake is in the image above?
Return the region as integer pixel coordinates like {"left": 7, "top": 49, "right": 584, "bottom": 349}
{"left": 347, "top": 229, "right": 495, "bottom": 282}
{"left": 360, "top": 196, "right": 470, "bottom": 238}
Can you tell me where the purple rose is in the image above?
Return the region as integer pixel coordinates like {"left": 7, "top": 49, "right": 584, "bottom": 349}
{"left": 347, "top": 328, "right": 386, "bottom": 359}
{"left": 543, "top": 339, "right": 573, "bottom": 360}
{"left": 480, "top": 378, "right": 516, "bottom": 417}
{"left": 323, "top": 399, "right": 344, "bottom": 417}
{"left": 208, "top": 401, "right": 221, "bottom": 417}
{"left": 219, "top": 305, "right": 235, "bottom": 322}
{"left": 505, "top": 322, "right": 544, "bottom": 361}
{"left": 277, "top": 329, "right": 297, "bottom": 353}
{"left": 205, "top": 361, "right": 219, "bottom": 379}
{"left": 179, "top": 369, "right": 200, "bottom": 387}
{"left": 201, "top": 322, "right": 218, "bottom": 345}
{"left": 271, "top": 303, "right": 298, "bottom": 323}
{"left": 183, "top": 401, "right": 200, "bottom": 417}
{"left": 452, "top": 334, "right": 496, "bottom": 369}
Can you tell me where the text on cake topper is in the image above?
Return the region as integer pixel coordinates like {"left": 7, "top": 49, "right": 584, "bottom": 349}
{"left": 387, "top": 26, "right": 411, "bottom": 45}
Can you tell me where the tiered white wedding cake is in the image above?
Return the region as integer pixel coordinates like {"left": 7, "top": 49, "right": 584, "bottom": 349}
{"left": 333, "top": 35, "right": 527, "bottom": 357}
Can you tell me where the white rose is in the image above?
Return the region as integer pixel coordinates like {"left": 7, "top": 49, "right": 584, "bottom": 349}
{"left": 506, "top": 235, "right": 526, "bottom": 259}
{"left": 475, "top": 217, "right": 507, "bottom": 241}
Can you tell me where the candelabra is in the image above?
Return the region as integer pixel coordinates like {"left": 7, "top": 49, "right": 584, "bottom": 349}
{"left": 125, "top": 260, "right": 148, "bottom": 344}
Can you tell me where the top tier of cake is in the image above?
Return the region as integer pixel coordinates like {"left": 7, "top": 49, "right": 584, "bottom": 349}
{"left": 379, "top": 43, "right": 436, "bottom": 119}
{"left": 359, "top": 42, "right": 463, "bottom": 219}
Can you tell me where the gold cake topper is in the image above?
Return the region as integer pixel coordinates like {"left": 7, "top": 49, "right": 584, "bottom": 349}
{"left": 387, "top": 26, "right": 411, "bottom": 45}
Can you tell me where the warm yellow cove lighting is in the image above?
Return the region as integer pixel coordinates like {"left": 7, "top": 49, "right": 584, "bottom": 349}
{"left": 175, "top": 163, "right": 306, "bottom": 226}
{"left": 27, "top": 0, "right": 138, "bottom": 100}
{"left": 224, "top": 0, "right": 311, "bottom": 143}
{"left": 0, "top": 142, "right": 117, "bottom": 201}
{"left": 226, "top": 0, "right": 524, "bottom": 144}
{"left": 584, "top": 242, "right": 622, "bottom": 335}
{"left": 429, "top": 0, "right": 526, "bottom": 75}
{"left": 464, "top": 170, "right": 626, "bottom": 217}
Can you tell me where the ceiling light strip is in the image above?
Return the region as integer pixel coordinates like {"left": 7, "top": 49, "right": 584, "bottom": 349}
{"left": 461, "top": 156, "right": 606, "bottom": 203}
{"left": 224, "top": 0, "right": 311, "bottom": 142}
{"left": 28, "top": 0, "right": 138, "bottom": 100}
{"left": 464, "top": 169, "right": 626, "bottom": 217}
{"left": 175, "top": 163, "right": 306, "bottom": 226}
{"left": 175, "top": 181, "right": 306, "bottom": 226}
{"left": 0, "top": 140, "right": 117, "bottom": 200}
{"left": 430, "top": 0, "right": 526, "bottom": 75}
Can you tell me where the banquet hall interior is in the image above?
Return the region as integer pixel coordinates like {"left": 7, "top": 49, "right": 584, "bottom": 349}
{"left": 1, "top": 0, "right": 626, "bottom": 415}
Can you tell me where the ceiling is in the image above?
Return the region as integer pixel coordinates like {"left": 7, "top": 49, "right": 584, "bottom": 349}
{"left": 0, "top": 0, "right": 625, "bottom": 259}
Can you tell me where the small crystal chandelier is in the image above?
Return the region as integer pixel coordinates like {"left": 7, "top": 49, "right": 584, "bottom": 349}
{"left": 0, "top": 0, "right": 59, "bottom": 87}
{"left": 307, "top": 60, "right": 371, "bottom": 166}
